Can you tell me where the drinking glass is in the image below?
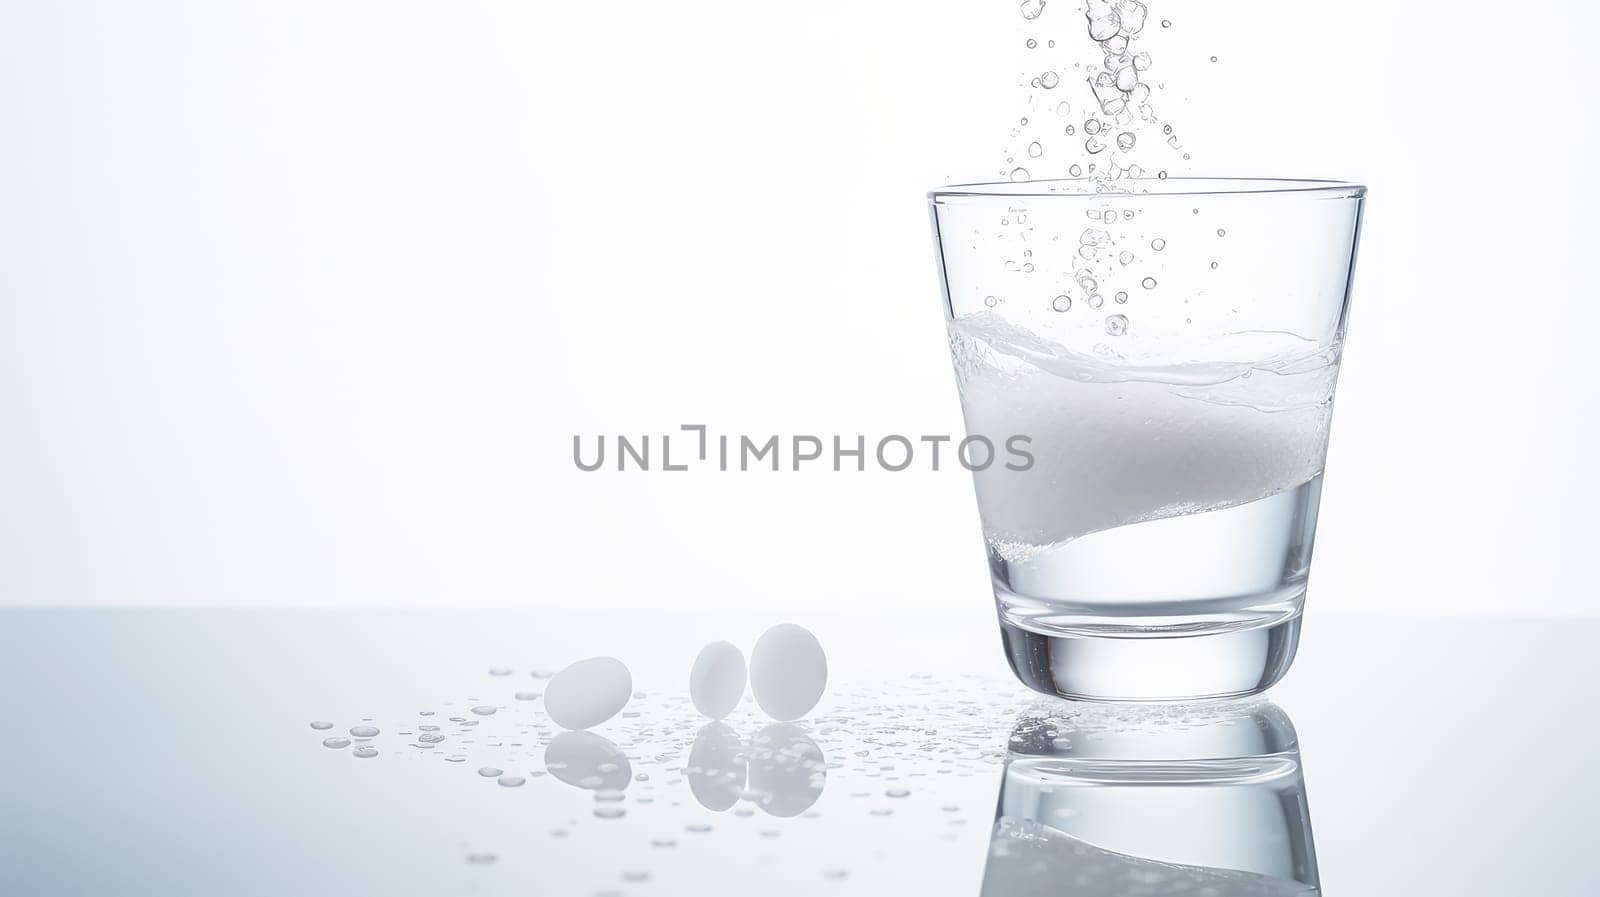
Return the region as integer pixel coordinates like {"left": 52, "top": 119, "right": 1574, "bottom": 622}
{"left": 928, "top": 178, "right": 1365, "bottom": 701}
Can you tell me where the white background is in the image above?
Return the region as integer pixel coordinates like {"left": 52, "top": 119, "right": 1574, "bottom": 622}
{"left": 2, "top": 0, "right": 1596, "bottom": 615}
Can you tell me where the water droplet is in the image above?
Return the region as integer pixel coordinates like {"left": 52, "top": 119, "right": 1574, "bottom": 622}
{"left": 594, "top": 789, "right": 626, "bottom": 802}
{"left": 886, "top": 788, "right": 911, "bottom": 798}
{"left": 1114, "top": 291, "right": 1129, "bottom": 303}
{"left": 1217, "top": 228, "right": 1226, "bottom": 237}
{"left": 984, "top": 295, "right": 998, "bottom": 308}
{"left": 465, "top": 853, "right": 497, "bottom": 865}
{"left": 869, "top": 808, "right": 895, "bottom": 817}
{"left": 1151, "top": 238, "right": 1166, "bottom": 251}
{"left": 310, "top": 721, "right": 333, "bottom": 730}
{"left": 349, "top": 725, "right": 379, "bottom": 738}
{"left": 685, "top": 822, "right": 714, "bottom": 833}
{"left": 353, "top": 746, "right": 379, "bottom": 758}
{"left": 418, "top": 732, "right": 446, "bottom": 744}
{"left": 1116, "top": 131, "right": 1136, "bottom": 152}
{"left": 1104, "top": 314, "right": 1128, "bottom": 335}
{"left": 594, "top": 806, "right": 627, "bottom": 819}
{"left": 1157, "top": 170, "right": 1167, "bottom": 179}
{"left": 1211, "top": 261, "right": 1219, "bottom": 269}
{"left": 514, "top": 691, "right": 539, "bottom": 701}
{"left": 1087, "top": 294, "right": 1104, "bottom": 309}
{"left": 1142, "top": 277, "right": 1158, "bottom": 289}
{"left": 1123, "top": 209, "right": 1135, "bottom": 219}
{"left": 1026, "top": 38, "right": 1037, "bottom": 48}
{"left": 1040, "top": 71, "right": 1059, "bottom": 89}
{"left": 1085, "top": 136, "right": 1106, "bottom": 154}
{"left": 489, "top": 666, "right": 512, "bottom": 676}
{"left": 530, "top": 669, "right": 553, "bottom": 679}
{"left": 1069, "top": 164, "right": 1083, "bottom": 177}
{"left": 1083, "top": 119, "right": 1102, "bottom": 135}
{"left": 1192, "top": 208, "right": 1200, "bottom": 215}
{"left": 498, "top": 775, "right": 526, "bottom": 788}
{"left": 478, "top": 766, "right": 504, "bottom": 778}
{"left": 1027, "top": 141, "right": 1043, "bottom": 158}
{"left": 1210, "top": 55, "right": 1218, "bottom": 63}
{"left": 322, "top": 737, "right": 351, "bottom": 749}
{"left": 651, "top": 838, "right": 677, "bottom": 848}
{"left": 824, "top": 869, "right": 850, "bottom": 880}
{"left": 1161, "top": 19, "right": 1171, "bottom": 27}
{"left": 1055, "top": 101, "right": 1072, "bottom": 116}
{"left": 1009, "top": 167, "right": 1030, "bottom": 182}
{"left": 471, "top": 705, "right": 497, "bottom": 716}
{"left": 1051, "top": 295, "right": 1072, "bottom": 313}
{"left": 1065, "top": 124, "right": 1076, "bottom": 135}
{"left": 622, "top": 870, "right": 652, "bottom": 883}
{"left": 1118, "top": 251, "right": 1134, "bottom": 265}
{"left": 1019, "top": 0, "right": 1045, "bottom": 21}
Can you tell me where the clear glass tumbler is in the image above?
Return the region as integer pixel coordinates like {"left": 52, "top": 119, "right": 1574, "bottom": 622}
{"left": 928, "top": 178, "right": 1365, "bottom": 701}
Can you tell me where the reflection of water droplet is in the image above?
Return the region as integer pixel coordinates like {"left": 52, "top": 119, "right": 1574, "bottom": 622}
{"left": 310, "top": 721, "right": 333, "bottom": 730}
{"left": 322, "top": 737, "right": 351, "bottom": 749}
{"left": 1051, "top": 295, "right": 1072, "bottom": 313}
{"left": 1151, "top": 238, "right": 1166, "bottom": 251}
{"left": 1114, "top": 291, "right": 1129, "bottom": 304}
{"left": 349, "top": 725, "right": 379, "bottom": 738}
{"left": 1105, "top": 314, "right": 1128, "bottom": 336}
{"left": 1027, "top": 142, "right": 1043, "bottom": 158}
{"left": 1009, "top": 167, "right": 1030, "bottom": 182}
{"left": 478, "top": 767, "right": 503, "bottom": 777}
{"left": 353, "top": 746, "right": 379, "bottom": 758}
{"left": 1142, "top": 277, "right": 1158, "bottom": 289}
{"left": 594, "top": 806, "right": 627, "bottom": 820}
{"left": 1040, "top": 71, "right": 1059, "bottom": 89}
{"left": 530, "top": 669, "right": 553, "bottom": 679}
{"left": 498, "top": 775, "right": 526, "bottom": 788}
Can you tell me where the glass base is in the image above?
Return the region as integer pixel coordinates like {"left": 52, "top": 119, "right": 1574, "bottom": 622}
{"left": 997, "top": 612, "right": 1301, "bottom": 702}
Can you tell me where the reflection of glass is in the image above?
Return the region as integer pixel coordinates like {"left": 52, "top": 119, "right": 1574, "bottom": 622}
{"left": 981, "top": 701, "right": 1318, "bottom": 896}
{"left": 685, "top": 722, "right": 826, "bottom": 817}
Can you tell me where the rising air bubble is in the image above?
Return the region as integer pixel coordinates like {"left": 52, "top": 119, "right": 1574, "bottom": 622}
{"left": 1052, "top": 295, "right": 1072, "bottom": 312}
{"left": 1104, "top": 314, "right": 1128, "bottom": 335}
{"left": 1142, "top": 276, "right": 1158, "bottom": 289}
{"left": 1040, "top": 71, "right": 1059, "bottom": 89}
{"left": 1151, "top": 238, "right": 1166, "bottom": 250}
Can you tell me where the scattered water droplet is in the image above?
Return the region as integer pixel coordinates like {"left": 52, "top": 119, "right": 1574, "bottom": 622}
{"left": 886, "top": 788, "right": 911, "bottom": 798}
{"left": 1087, "top": 294, "right": 1104, "bottom": 309}
{"left": 622, "top": 870, "right": 652, "bottom": 883}
{"left": 594, "top": 806, "right": 627, "bottom": 819}
{"left": 1027, "top": 141, "right": 1043, "bottom": 158}
{"left": 984, "top": 295, "right": 998, "bottom": 308}
{"left": 1151, "top": 238, "right": 1166, "bottom": 251}
{"left": 1009, "top": 167, "right": 1030, "bottom": 182}
{"left": 471, "top": 705, "right": 497, "bottom": 716}
{"left": 1118, "top": 251, "right": 1134, "bottom": 265}
{"left": 478, "top": 766, "right": 504, "bottom": 778}
{"left": 1161, "top": 19, "right": 1171, "bottom": 27}
{"left": 309, "top": 721, "right": 333, "bottom": 730}
{"left": 514, "top": 691, "right": 539, "bottom": 701}
{"left": 1114, "top": 291, "right": 1129, "bottom": 304}
{"left": 1104, "top": 314, "right": 1128, "bottom": 335}
{"left": 1142, "top": 277, "right": 1158, "bottom": 289}
{"left": 1026, "top": 38, "right": 1037, "bottom": 49}
{"left": 869, "top": 808, "right": 895, "bottom": 817}
{"left": 465, "top": 853, "right": 497, "bottom": 865}
{"left": 498, "top": 775, "right": 526, "bottom": 787}
{"left": 1217, "top": 228, "right": 1226, "bottom": 237}
{"left": 686, "top": 822, "right": 713, "bottom": 833}
{"left": 349, "top": 725, "right": 379, "bottom": 738}
{"left": 353, "top": 746, "right": 378, "bottom": 758}
{"left": 489, "top": 666, "right": 512, "bottom": 676}
{"left": 1051, "top": 295, "right": 1072, "bottom": 313}
{"left": 322, "top": 737, "right": 351, "bottom": 749}
{"left": 1068, "top": 164, "right": 1083, "bottom": 177}
{"left": 1039, "top": 71, "right": 1059, "bottom": 89}
{"left": 418, "top": 733, "right": 446, "bottom": 744}
{"left": 1019, "top": 0, "right": 1045, "bottom": 21}
{"left": 1116, "top": 132, "right": 1136, "bottom": 152}
{"left": 1211, "top": 261, "right": 1219, "bottom": 269}
{"left": 1083, "top": 119, "right": 1102, "bottom": 135}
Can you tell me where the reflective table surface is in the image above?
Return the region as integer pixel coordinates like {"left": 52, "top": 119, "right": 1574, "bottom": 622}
{"left": 2, "top": 607, "right": 1595, "bottom": 895}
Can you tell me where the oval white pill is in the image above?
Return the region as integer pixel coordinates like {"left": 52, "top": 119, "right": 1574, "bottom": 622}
{"left": 689, "top": 641, "right": 747, "bottom": 720}
{"left": 544, "top": 656, "right": 632, "bottom": 730}
{"left": 748, "top": 623, "right": 827, "bottom": 722}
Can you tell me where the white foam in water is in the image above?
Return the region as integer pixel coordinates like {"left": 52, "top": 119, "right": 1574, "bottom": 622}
{"left": 949, "top": 311, "right": 1336, "bottom": 560}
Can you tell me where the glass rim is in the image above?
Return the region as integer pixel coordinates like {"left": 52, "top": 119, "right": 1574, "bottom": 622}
{"left": 928, "top": 176, "right": 1366, "bottom": 202}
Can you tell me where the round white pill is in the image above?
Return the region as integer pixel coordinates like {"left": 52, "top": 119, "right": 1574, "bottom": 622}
{"left": 544, "top": 656, "right": 632, "bottom": 730}
{"left": 748, "top": 623, "right": 827, "bottom": 721}
{"left": 689, "top": 640, "right": 747, "bottom": 720}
